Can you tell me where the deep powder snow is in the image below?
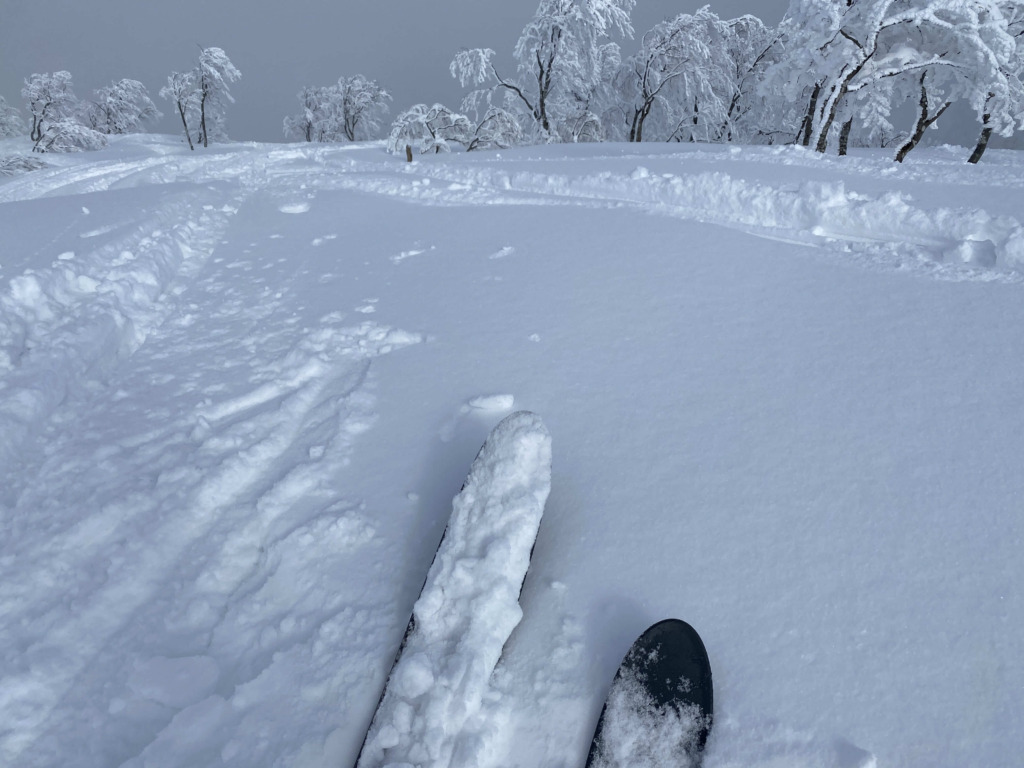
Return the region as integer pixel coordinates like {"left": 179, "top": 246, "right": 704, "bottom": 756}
{"left": 0, "top": 135, "right": 1021, "bottom": 768}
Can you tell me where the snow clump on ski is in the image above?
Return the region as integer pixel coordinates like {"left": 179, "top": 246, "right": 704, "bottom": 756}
{"left": 356, "top": 411, "right": 552, "bottom": 768}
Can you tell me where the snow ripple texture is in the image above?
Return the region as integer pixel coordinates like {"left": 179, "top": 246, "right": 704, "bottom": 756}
{"left": 358, "top": 411, "right": 552, "bottom": 768}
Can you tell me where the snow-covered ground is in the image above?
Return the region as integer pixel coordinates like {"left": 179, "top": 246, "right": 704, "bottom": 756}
{"left": 1, "top": 134, "right": 1021, "bottom": 768}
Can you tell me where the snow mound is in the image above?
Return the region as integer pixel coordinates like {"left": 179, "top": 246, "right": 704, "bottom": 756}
{"left": 346, "top": 162, "right": 1024, "bottom": 277}
{"left": 508, "top": 169, "right": 1024, "bottom": 273}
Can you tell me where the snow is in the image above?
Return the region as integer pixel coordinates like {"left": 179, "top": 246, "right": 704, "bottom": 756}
{"left": 589, "top": 666, "right": 707, "bottom": 768}
{"left": 0, "top": 134, "right": 1022, "bottom": 768}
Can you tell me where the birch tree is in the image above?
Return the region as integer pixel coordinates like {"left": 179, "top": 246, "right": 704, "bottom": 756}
{"left": 195, "top": 47, "right": 241, "bottom": 147}
{"left": 33, "top": 120, "right": 107, "bottom": 153}
{"left": 160, "top": 71, "right": 198, "bottom": 150}
{"left": 336, "top": 75, "right": 391, "bottom": 140}
{"left": 967, "top": 1, "right": 1024, "bottom": 162}
{"left": 718, "top": 15, "right": 780, "bottom": 142}
{"left": 452, "top": 0, "right": 635, "bottom": 141}
{"left": 284, "top": 85, "right": 341, "bottom": 142}
{"left": 771, "top": 0, "right": 1020, "bottom": 154}
{"left": 22, "top": 71, "right": 77, "bottom": 143}
{"left": 387, "top": 104, "right": 473, "bottom": 154}
{"left": 82, "top": 79, "right": 161, "bottom": 135}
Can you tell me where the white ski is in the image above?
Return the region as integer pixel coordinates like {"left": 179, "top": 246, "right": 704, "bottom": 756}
{"left": 356, "top": 411, "right": 552, "bottom": 768}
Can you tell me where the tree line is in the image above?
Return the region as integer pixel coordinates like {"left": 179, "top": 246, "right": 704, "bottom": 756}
{"left": 0, "top": 47, "right": 239, "bottom": 154}
{"left": 289, "top": 0, "right": 1024, "bottom": 163}
{"left": 3, "top": 1, "right": 1023, "bottom": 164}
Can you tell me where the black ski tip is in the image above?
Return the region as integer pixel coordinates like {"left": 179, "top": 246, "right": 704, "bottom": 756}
{"left": 586, "top": 618, "right": 713, "bottom": 768}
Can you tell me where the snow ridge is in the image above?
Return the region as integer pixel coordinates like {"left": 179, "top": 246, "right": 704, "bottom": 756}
{"left": 358, "top": 411, "right": 552, "bottom": 768}
{"left": 335, "top": 162, "right": 1024, "bottom": 279}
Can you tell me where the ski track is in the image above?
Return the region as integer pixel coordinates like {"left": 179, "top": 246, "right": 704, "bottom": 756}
{"left": 0, "top": 144, "right": 425, "bottom": 768}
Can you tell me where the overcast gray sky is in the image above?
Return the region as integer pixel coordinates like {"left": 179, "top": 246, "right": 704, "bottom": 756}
{"left": 1, "top": 1, "right": 789, "bottom": 142}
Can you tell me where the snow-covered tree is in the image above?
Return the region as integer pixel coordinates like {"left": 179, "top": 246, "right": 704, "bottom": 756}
{"left": 967, "top": 1, "right": 1024, "bottom": 163}
{"left": 0, "top": 155, "right": 47, "bottom": 176}
{"left": 467, "top": 107, "right": 525, "bottom": 150}
{"left": 773, "top": 0, "right": 1022, "bottom": 154}
{"left": 452, "top": 0, "right": 635, "bottom": 141}
{"left": 718, "top": 15, "right": 781, "bottom": 142}
{"left": 336, "top": 75, "right": 391, "bottom": 141}
{"left": 284, "top": 85, "right": 338, "bottom": 142}
{"left": 603, "top": 9, "right": 778, "bottom": 144}
{"left": 195, "top": 47, "right": 241, "bottom": 147}
{"left": 891, "top": 69, "right": 954, "bottom": 160}
{"left": 82, "top": 79, "right": 161, "bottom": 135}
{"left": 22, "top": 71, "right": 77, "bottom": 143}
{"left": 160, "top": 71, "right": 199, "bottom": 150}
{"left": 0, "top": 95, "right": 25, "bottom": 138}
{"left": 160, "top": 48, "right": 240, "bottom": 149}
{"left": 33, "top": 119, "right": 107, "bottom": 153}
{"left": 284, "top": 76, "right": 391, "bottom": 143}
{"left": 611, "top": 8, "right": 730, "bottom": 142}
{"left": 387, "top": 103, "right": 473, "bottom": 154}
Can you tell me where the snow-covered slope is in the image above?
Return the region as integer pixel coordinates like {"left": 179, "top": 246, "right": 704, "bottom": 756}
{"left": 1, "top": 135, "right": 1021, "bottom": 768}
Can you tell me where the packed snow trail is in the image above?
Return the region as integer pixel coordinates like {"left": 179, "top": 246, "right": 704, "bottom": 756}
{"left": 0, "top": 137, "right": 1022, "bottom": 768}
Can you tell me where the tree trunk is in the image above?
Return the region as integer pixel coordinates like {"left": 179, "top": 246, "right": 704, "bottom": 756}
{"left": 895, "top": 74, "right": 950, "bottom": 163}
{"left": 968, "top": 124, "right": 994, "bottom": 164}
{"left": 177, "top": 102, "right": 194, "bottom": 151}
{"left": 968, "top": 95, "right": 996, "bottom": 164}
{"left": 799, "top": 83, "right": 821, "bottom": 146}
{"left": 813, "top": 56, "right": 871, "bottom": 154}
{"left": 722, "top": 91, "right": 741, "bottom": 142}
{"left": 632, "top": 98, "right": 654, "bottom": 143}
{"left": 536, "top": 49, "right": 553, "bottom": 135}
{"left": 199, "top": 90, "right": 208, "bottom": 148}
{"left": 815, "top": 81, "right": 848, "bottom": 153}
{"left": 838, "top": 118, "right": 853, "bottom": 156}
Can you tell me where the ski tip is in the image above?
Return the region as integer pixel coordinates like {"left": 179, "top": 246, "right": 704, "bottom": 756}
{"left": 586, "top": 617, "right": 714, "bottom": 768}
{"left": 476, "top": 411, "right": 551, "bottom": 464}
{"left": 493, "top": 409, "right": 548, "bottom": 435}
